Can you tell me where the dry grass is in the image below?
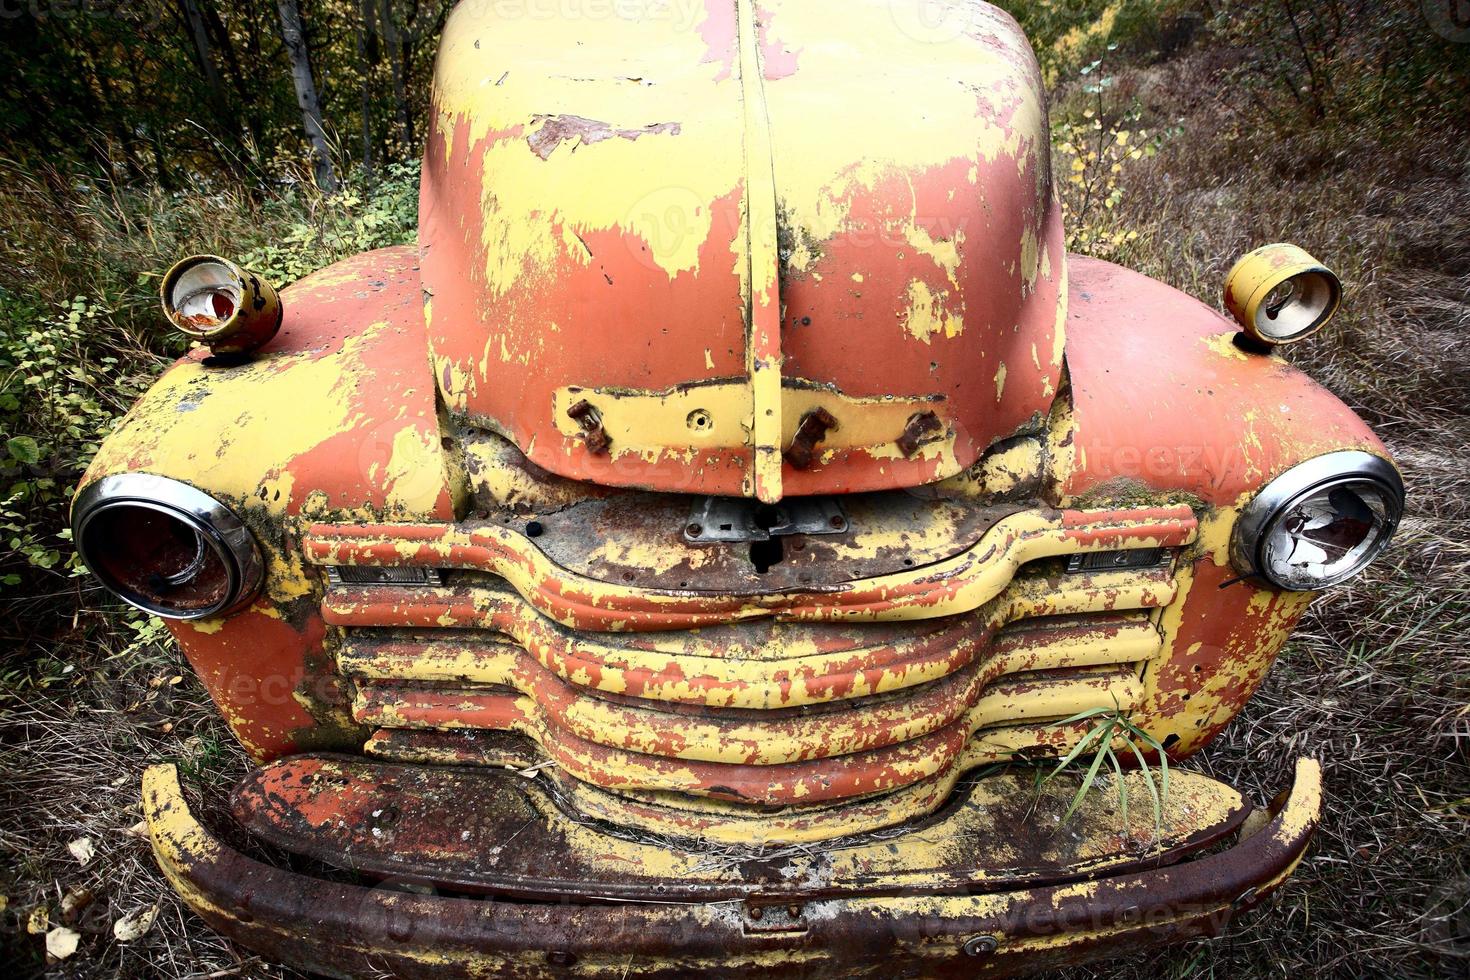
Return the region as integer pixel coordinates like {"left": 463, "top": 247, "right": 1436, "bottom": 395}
{"left": 1054, "top": 36, "right": 1470, "bottom": 980}
{"left": 2, "top": 16, "right": 1468, "bottom": 980}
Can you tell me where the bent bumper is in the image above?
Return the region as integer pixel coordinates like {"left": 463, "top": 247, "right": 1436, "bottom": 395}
{"left": 143, "top": 758, "right": 1321, "bottom": 978}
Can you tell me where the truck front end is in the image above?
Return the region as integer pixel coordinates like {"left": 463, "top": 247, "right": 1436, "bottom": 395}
{"left": 74, "top": 2, "right": 1402, "bottom": 976}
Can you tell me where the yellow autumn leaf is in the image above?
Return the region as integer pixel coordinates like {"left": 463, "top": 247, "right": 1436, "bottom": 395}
{"left": 113, "top": 905, "right": 159, "bottom": 942}
{"left": 47, "top": 927, "right": 81, "bottom": 961}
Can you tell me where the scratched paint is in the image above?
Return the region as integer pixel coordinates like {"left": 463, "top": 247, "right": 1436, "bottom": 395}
{"left": 72, "top": 4, "right": 1405, "bottom": 973}
{"left": 140, "top": 757, "right": 1323, "bottom": 975}
{"left": 419, "top": 0, "right": 1064, "bottom": 501}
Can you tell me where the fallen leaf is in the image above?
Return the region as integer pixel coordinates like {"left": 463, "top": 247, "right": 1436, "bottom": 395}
{"left": 125, "top": 819, "right": 149, "bottom": 839}
{"left": 168, "top": 675, "right": 183, "bottom": 686}
{"left": 26, "top": 905, "right": 49, "bottom": 934}
{"left": 46, "top": 926, "right": 81, "bottom": 960}
{"left": 0, "top": 894, "right": 8, "bottom": 913}
{"left": 61, "top": 887, "right": 95, "bottom": 922}
{"left": 113, "top": 905, "right": 158, "bottom": 942}
{"left": 68, "top": 836, "right": 96, "bottom": 866}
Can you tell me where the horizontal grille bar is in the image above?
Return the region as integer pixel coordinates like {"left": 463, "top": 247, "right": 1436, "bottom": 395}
{"left": 306, "top": 505, "right": 1195, "bottom": 630}
{"left": 328, "top": 567, "right": 1174, "bottom": 710}
{"left": 343, "top": 618, "right": 1159, "bottom": 766}
{"left": 353, "top": 666, "right": 1141, "bottom": 806}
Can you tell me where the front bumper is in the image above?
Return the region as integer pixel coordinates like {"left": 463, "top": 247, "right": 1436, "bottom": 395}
{"left": 143, "top": 757, "right": 1321, "bottom": 978}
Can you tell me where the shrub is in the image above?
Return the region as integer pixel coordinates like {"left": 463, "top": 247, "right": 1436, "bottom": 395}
{"left": 0, "top": 159, "right": 421, "bottom": 646}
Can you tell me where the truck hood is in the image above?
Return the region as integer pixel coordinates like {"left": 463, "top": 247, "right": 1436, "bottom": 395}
{"left": 419, "top": 0, "right": 1064, "bottom": 501}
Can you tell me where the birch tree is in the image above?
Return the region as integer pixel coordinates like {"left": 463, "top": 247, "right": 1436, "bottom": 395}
{"left": 276, "top": 0, "right": 337, "bottom": 190}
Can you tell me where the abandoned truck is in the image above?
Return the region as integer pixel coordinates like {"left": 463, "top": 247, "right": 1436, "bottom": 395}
{"left": 72, "top": 1, "right": 1403, "bottom": 976}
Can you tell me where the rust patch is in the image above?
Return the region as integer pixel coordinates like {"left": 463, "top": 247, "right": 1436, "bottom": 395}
{"left": 783, "top": 407, "right": 838, "bottom": 470}
{"left": 526, "top": 114, "right": 681, "bottom": 160}
{"left": 567, "top": 399, "right": 611, "bottom": 455}
{"left": 896, "top": 410, "right": 944, "bottom": 458}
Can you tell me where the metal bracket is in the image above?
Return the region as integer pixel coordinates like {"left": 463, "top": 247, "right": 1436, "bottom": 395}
{"left": 741, "top": 901, "right": 808, "bottom": 935}
{"left": 684, "top": 497, "right": 847, "bottom": 543}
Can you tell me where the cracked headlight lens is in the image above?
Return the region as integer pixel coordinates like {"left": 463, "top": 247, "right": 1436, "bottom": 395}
{"left": 1233, "top": 452, "right": 1403, "bottom": 592}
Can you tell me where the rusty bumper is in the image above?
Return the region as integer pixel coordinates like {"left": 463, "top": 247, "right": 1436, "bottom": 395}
{"left": 143, "top": 758, "right": 1321, "bottom": 978}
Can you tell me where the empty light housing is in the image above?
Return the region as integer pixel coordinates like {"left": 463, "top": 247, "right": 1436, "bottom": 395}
{"left": 72, "top": 474, "right": 264, "bottom": 620}
{"left": 161, "top": 255, "right": 282, "bottom": 355}
{"left": 1224, "top": 243, "right": 1342, "bottom": 345}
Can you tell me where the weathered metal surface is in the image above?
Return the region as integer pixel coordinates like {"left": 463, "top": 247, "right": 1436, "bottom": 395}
{"left": 683, "top": 494, "right": 845, "bottom": 543}
{"left": 231, "top": 754, "right": 1247, "bottom": 902}
{"left": 325, "top": 566, "right": 1174, "bottom": 708}
{"left": 72, "top": 231, "right": 1395, "bottom": 793}
{"left": 1058, "top": 255, "right": 1389, "bottom": 507}
{"left": 1058, "top": 255, "right": 1392, "bottom": 757}
{"left": 305, "top": 505, "right": 1196, "bottom": 630}
{"left": 77, "top": 246, "right": 454, "bottom": 762}
{"left": 143, "top": 759, "right": 1323, "bottom": 979}
{"left": 418, "top": 0, "right": 1064, "bottom": 500}
{"left": 348, "top": 667, "right": 1140, "bottom": 805}
{"left": 539, "top": 489, "right": 984, "bottom": 590}
{"left": 362, "top": 719, "right": 1109, "bottom": 845}
{"left": 342, "top": 617, "right": 1159, "bottom": 764}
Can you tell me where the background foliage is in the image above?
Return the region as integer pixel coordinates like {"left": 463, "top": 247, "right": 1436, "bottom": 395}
{"left": 0, "top": 1, "right": 1467, "bottom": 977}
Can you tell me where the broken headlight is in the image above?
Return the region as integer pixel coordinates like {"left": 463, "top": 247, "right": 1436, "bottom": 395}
{"left": 72, "top": 474, "right": 264, "bottom": 620}
{"left": 1232, "top": 451, "right": 1403, "bottom": 592}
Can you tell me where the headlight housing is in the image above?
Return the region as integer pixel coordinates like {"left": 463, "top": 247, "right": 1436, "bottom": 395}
{"left": 1231, "top": 451, "right": 1404, "bottom": 592}
{"left": 72, "top": 474, "right": 264, "bottom": 620}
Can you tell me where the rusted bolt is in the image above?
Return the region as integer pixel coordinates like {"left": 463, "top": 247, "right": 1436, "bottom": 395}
{"left": 829, "top": 514, "right": 846, "bottom": 530}
{"left": 784, "top": 407, "right": 838, "bottom": 470}
{"left": 525, "top": 520, "right": 544, "bottom": 538}
{"left": 686, "top": 522, "right": 703, "bottom": 537}
{"left": 546, "top": 950, "right": 576, "bottom": 967}
{"left": 567, "top": 399, "right": 610, "bottom": 454}
{"left": 962, "top": 935, "right": 999, "bottom": 957}
{"left": 897, "top": 410, "right": 944, "bottom": 457}
{"left": 748, "top": 906, "right": 763, "bottom": 920}
{"left": 787, "top": 904, "right": 801, "bottom": 918}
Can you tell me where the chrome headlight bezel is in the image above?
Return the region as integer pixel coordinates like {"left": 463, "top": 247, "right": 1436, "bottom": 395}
{"left": 1231, "top": 451, "right": 1404, "bottom": 592}
{"left": 72, "top": 474, "right": 264, "bottom": 620}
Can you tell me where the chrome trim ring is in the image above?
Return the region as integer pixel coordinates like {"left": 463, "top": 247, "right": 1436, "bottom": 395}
{"left": 1231, "top": 451, "right": 1404, "bottom": 592}
{"left": 72, "top": 474, "right": 264, "bottom": 620}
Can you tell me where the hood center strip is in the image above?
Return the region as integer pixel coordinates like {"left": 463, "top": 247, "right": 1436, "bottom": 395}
{"left": 737, "top": 0, "right": 784, "bottom": 502}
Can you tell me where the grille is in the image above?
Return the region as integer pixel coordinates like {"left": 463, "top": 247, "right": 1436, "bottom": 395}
{"left": 306, "top": 504, "right": 1194, "bottom": 842}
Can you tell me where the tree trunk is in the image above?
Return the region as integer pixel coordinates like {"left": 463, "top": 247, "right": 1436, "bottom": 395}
{"left": 357, "top": 0, "right": 377, "bottom": 173}
{"left": 377, "top": 0, "right": 414, "bottom": 149}
{"left": 276, "top": 0, "right": 338, "bottom": 190}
